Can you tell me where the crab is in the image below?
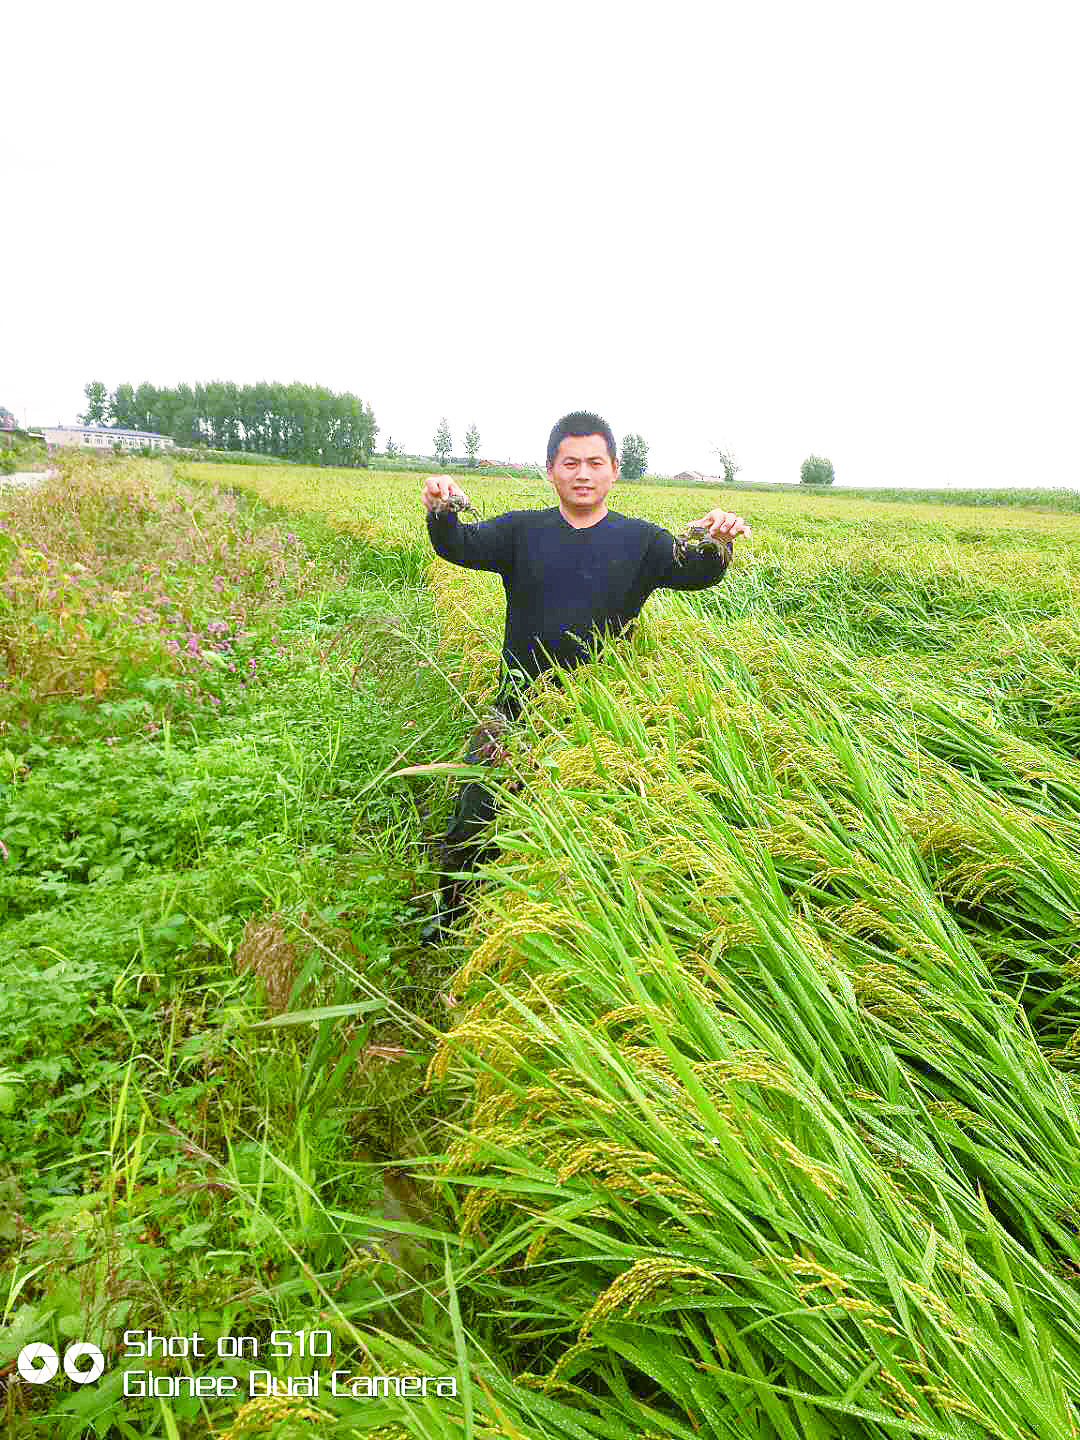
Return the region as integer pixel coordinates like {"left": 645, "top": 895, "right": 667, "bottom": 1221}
{"left": 430, "top": 493, "right": 478, "bottom": 520}
{"left": 672, "top": 520, "right": 725, "bottom": 567}
{"left": 468, "top": 706, "right": 513, "bottom": 765}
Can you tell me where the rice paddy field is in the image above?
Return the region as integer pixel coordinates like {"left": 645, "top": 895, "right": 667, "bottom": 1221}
{"left": 2, "top": 451, "right": 1080, "bottom": 1439}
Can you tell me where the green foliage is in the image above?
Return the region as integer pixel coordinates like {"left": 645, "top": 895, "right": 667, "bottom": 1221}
{"left": 0, "top": 449, "right": 15, "bottom": 475}
{"left": 78, "top": 381, "right": 109, "bottom": 427}
{"left": 0, "top": 464, "right": 470, "bottom": 1433}
{"left": 713, "top": 446, "right": 741, "bottom": 484}
{"left": 464, "top": 422, "right": 481, "bottom": 467}
{"left": 83, "top": 377, "right": 378, "bottom": 466}
{"left": 166, "top": 445, "right": 296, "bottom": 466}
{"left": 1, "top": 433, "right": 48, "bottom": 471}
{"left": 800, "top": 452, "right": 835, "bottom": 485}
{"left": 620, "top": 432, "right": 648, "bottom": 480}
{"left": 107, "top": 381, "right": 138, "bottom": 430}
{"left": 433, "top": 416, "right": 452, "bottom": 466}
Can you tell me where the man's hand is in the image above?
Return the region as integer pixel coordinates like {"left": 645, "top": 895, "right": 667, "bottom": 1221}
{"left": 422, "top": 475, "right": 471, "bottom": 514}
{"left": 693, "top": 509, "right": 752, "bottom": 541}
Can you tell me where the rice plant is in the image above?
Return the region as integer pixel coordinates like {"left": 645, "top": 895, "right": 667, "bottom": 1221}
{"left": 6, "top": 454, "right": 1080, "bottom": 1438}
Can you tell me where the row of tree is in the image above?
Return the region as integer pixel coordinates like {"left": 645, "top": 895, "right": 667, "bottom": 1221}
{"left": 74, "top": 385, "right": 831, "bottom": 483}
{"left": 419, "top": 419, "right": 651, "bottom": 477}
{"left": 431, "top": 418, "right": 482, "bottom": 466}
{"left": 78, "top": 381, "right": 378, "bottom": 467}
{"left": 710, "top": 442, "right": 835, "bottom": 485}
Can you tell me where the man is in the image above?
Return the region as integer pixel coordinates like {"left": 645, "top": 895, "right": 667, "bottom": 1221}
{"left": 420, "top": 410, "right": 751, "bottom": 943}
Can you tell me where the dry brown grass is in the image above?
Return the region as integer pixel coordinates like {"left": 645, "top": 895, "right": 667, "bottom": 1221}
{"left": 233, "top": 913, "right": 299, "bottom": 1015}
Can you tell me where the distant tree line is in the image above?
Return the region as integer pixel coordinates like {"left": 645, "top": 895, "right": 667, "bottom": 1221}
{"left": 79, "top": 380, "right": 377, "bottom": 467}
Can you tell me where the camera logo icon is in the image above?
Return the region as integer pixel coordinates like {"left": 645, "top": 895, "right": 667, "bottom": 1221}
{"left": 17, "top": 1342, "right": 105, "bottom": 1385}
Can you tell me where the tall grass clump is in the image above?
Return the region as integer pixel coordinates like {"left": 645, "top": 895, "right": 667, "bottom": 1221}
{"left": 417, "top": 604, "right": 1080, "bottom": 1439}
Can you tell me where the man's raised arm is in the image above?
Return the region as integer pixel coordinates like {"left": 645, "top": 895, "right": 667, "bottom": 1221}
{"left": 422, "top": 475, "right": 514, "bottom": 575}
{"left": 652, "top": 531, "right": 733, "bottom": 591}
{"left": 651, "top": 508, "right": 751, "bottom": 592}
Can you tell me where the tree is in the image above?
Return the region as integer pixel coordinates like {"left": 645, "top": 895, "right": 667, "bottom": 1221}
{"left": 362, "top": 402, "right": 378, "bottom": 466}
{"left": 133, "top": 382, "right": 159, "bottom": 433}
{"left": 108, "top": 383, "right": 137, "bottom": 430}
{"left": 620, "top": 433, "right": 648, "bottom": 481}
{"left": 78, "top": 381, "right": 109, "bottom": 426}
{"left": 710, "top": 442, "right": 741, "bottom": 485}
{"left": 464, "top": 423, "right": 481, "bottom": 467}
{"left": 800, "top": 454, "right": 835, "bottom": 486}
{"left": 239, "top": 382, "right": 267, "bottom": 453}
{"left": 165, "top": 383, "right": 195, "bottom": 446}
{"left": 434, "top": 417, "right": 452, "bottom": 466}
{"left": 385, "top": 437, "right": 398, "bottom": 458}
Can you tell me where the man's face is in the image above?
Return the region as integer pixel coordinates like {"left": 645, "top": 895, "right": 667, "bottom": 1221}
{"left": 547, "top": 434, "right": 618, "bottom": 512}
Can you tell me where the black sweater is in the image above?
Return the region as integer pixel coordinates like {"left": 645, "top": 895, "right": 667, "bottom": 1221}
{"left": 427, "top": 506, "right": 732, "bottom": 715}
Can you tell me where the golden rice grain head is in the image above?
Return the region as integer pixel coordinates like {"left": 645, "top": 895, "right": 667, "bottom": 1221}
{"left": 461, "top": 1186, "right": 500, "bottom": 1237}
{"left": 579, "top": 1258, "right": 716, "bottom": 1337}
{"left": 445, "top": 1122, "right": 525, "bottom": 1173}
{"left": 767, "top": 1135, "right": 845, "bottom": 1202}
{"left": 556, "top": 1141, "right": 644, "bottom": 1184}
{"left": 546, "top": 1339, "right": 602, "bottom": 1387}
{"left": 218, "top": 1392, "right": 331, "bottom": 1437}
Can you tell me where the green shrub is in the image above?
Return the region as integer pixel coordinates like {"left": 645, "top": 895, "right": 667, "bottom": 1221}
{"left": 0, "top": 449, "right": 16, "bottom": 475}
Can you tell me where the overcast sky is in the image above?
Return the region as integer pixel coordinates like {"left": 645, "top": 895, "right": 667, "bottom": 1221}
{"left": 5, "top": 1, "right": 1078, "bottom": 490}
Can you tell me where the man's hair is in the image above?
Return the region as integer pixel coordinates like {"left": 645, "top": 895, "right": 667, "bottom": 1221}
{"left": 546, "top": 412, "right": 618, "bottom": 468}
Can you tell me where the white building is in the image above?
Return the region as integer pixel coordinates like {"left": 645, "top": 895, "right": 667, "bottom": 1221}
{"left": 43, "top": 426, "right": 175, "bottom": 451}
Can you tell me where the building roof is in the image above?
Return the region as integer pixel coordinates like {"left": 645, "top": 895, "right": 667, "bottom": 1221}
{"left": 48, "top": 425, "right": 172, "bottom": 440}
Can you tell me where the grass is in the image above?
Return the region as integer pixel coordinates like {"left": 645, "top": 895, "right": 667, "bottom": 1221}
{"left": 2, "top": 450, "right": 1080, "bottom": 1438}
{"left": 0, "top": 436, "right": 49, "bottom": 475}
